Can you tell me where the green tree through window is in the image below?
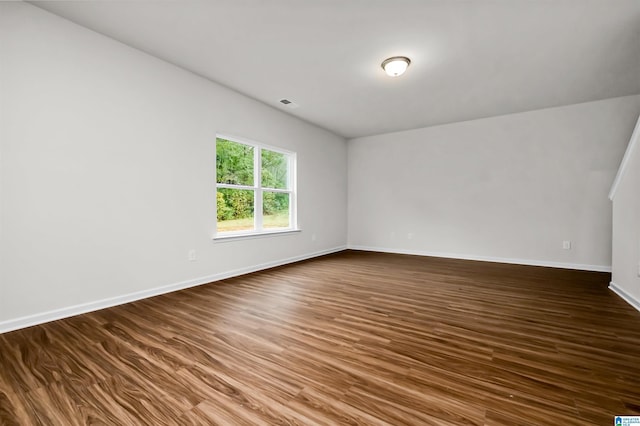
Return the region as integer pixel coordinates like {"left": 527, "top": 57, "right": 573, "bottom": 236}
{"left": 216, "top": 137, "right": 295, "bottom": 235}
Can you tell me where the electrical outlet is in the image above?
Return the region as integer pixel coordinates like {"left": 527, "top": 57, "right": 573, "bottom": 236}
{"left": 311, "top": 233, "right": 317, "bottom": 241}
{"left": 188, "top": 249, "right": 197, "bottom": 261}
{"left": 637, "top": 261, "right": 640, "bottom": 277}
{"left": 407, "top": 233, "right": 414, "bottom": 240}
{"left": 562, "top": 240, "right": 571, "bottom": 250}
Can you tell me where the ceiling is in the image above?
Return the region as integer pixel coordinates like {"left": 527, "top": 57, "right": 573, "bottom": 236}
{"left": 31, "top": 0, "right": 640, "bottom": 139}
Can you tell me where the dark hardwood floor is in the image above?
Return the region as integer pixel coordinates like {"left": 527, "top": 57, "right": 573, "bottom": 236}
{"left": 1, "top": 250, "right": 639, "bottom": 425}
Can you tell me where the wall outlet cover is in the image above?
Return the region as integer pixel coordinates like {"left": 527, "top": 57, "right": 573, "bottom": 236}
{"left": 188, "top": 250, "right": 197, "bottom": 261}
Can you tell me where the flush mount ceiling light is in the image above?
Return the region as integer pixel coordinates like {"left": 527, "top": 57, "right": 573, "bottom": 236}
{"left": 381, "top": 56, "right": 411, "bottom": 77}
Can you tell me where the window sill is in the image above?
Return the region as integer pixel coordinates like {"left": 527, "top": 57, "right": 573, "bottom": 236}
{"left": 213, "top": 229, "right": 301, "bottom": 242}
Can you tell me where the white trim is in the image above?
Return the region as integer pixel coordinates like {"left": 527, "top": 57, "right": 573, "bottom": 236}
{"left": 609, "top": 282, "right": 640, "bottom": 313}
{"left": 214, "top": 228, "right": 301, "bottom": 242}
{"left": 216, "top": 183, "right": 256, "bottom": 191}
{"left": 0, "top": 246, "right": 347, "bottom": 334}
{"left": 348, "top": 245, "right": 611, "bottom": 272}
{"left": 255, "top": 145, "right": 263, "bottom": 231}
{"left": 215, "top": 135, "right": 297, "bottom": 239}
{"left": 216, "top": 133, "right": 294, "bottom": 156}
{"left": 289, "top": 152, "right": 297, "bottom": 235}
{"left": 609, "top": 114, "right": 640, "bottom": 201}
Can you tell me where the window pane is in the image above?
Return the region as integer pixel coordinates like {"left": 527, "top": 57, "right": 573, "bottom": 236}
{"left": 261, "top": 149, "right": 288, "bottom": 189}
{"left": 263, "top": 192, "right": 290, "bottom": 229}
{"left": 216, "top": 138, "right": 254, "bottom": 186}
{"left": 217, "top": 188, "right": 255, "bottom": 232}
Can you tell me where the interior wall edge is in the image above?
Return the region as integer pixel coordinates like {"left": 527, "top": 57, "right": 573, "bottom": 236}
{"left": 609, "top": 114, "right": 640, "bottom": 200}
{"left": 0, "top": 245, "right": 347, "bottom": 334}
{"left": 348, "top": 245, "right": 612, "bottom": 273}
{"left": 609, "top": 282, "right": 640, "bottom": 313}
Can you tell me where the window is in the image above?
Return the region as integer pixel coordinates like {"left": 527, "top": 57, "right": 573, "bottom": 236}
{"left": 215, "top": 135, "right": 296, "bottom": 237}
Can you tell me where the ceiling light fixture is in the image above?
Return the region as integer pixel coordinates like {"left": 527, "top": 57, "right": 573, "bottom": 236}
{"left": 381, "top": 56, "right": 411, "bottom": 77}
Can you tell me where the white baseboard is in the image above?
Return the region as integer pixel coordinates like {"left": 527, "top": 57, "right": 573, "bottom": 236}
{"left": 348, "top": 245, "right": 612, "bottom": 273}
{"left": 0, "top": 245, "right": 347, "bottom": 334}
{"left": 609, "top": 282, "right": 640, "bottom": 313}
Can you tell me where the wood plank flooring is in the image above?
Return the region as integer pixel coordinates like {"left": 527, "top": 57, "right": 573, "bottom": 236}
{"left": 1, "top": 250, "right": 640, "bottom": 425}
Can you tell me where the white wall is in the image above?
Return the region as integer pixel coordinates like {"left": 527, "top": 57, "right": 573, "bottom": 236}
{"left": 348, "top": 95, "right": 640, "bottom": 270}
{"left": 0, "top": 2, "right": 347, "bottom": 330}
{"left": 610, "top": 117, "right": 640, "bottom": 310}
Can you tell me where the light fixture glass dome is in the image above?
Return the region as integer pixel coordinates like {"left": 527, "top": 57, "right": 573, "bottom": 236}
{"left": 381, "top": 56, "right": 411, "bottom": 77}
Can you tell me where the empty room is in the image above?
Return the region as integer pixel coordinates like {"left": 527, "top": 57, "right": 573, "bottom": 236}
{"left": 2, "top": 0, "right": 640, "bottom": 424}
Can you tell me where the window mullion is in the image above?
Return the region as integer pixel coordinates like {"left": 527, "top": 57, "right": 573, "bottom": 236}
{"left": 217, "top": 183, "right": 255, "bottom": 191}
{"left": 260, "top": 187, "right": 291, "bottom": 194}
{"left": 254, "top": 147, "right": 263, "bottom": 231}
{"left": 289, "top": 153, "right": 296, "bottom": 231}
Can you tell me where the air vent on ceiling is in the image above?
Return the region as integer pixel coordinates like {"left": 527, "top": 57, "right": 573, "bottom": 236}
{"left": 279, "top": 99, "right": 300, "bottom": 109}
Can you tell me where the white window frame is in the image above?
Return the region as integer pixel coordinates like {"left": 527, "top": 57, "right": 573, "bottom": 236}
{"left": 214, "top": 134, "right": 298, "bottom": 240}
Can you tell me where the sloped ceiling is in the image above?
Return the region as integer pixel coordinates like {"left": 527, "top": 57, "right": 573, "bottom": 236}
{"left": 31, "top": 0, "right": 640, "bottom": 138}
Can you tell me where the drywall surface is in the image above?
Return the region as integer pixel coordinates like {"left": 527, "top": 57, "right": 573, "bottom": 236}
{"left": 348, "top": 95, "right": 640, "bottom": 270}
{"left": 611, "top": 118, "right": 640, "bottom": 306}
{"left": 0, "top": 2, "right": 347, "bottom": 326}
